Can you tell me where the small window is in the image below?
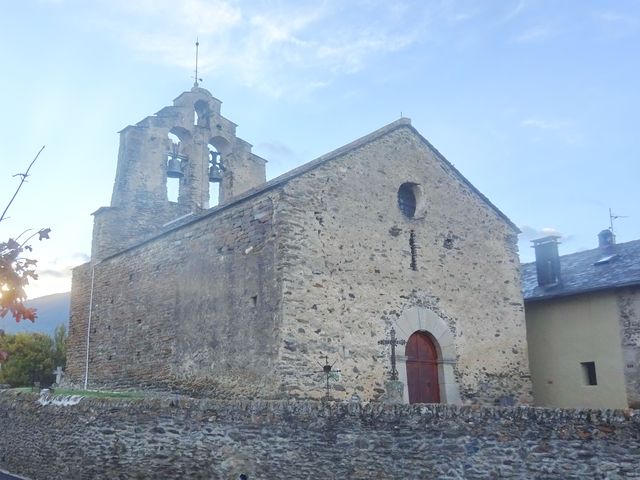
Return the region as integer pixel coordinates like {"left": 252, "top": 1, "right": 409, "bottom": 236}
{"left": 409, "top": 230, "right": 418, "bottom": 271}
{"left": 166, "top": 131, "right": 182, "bottom": 202}
{"left": 207, "top": 143, "right": 222, "bottom": 208}
{"left": 398, "top": 183, "right": 418, "bottom": 218}
{"left": 594, "top": 254, "right": 618, "bottom": 265}
{"left": 581, "top": 361, "right": 597, "bottom": 386}
{"left": 194, "top": 100, "right": 210, "bottom": 127}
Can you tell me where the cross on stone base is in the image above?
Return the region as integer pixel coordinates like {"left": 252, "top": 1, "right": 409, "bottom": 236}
{"left": 378, "top": 327, "right": 406, "bottom": 381}
{"left": 53, "top": 366, "right": 64, "bottom": 386}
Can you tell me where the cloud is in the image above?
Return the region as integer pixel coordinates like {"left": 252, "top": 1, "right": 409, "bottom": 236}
{"left": 255, "top": 140, "right": 304, "bottom": 178}
{"left": 438, "top": 0, "right": 480, "bottom": 25}
{"left": 113, "top": 0, "right": 242, "bottom": 34}
{"left": 520, "top": 117, "right": 582, "bottom": 145}
{"left": 34, "top": 252, "right": 89, "bottom": 282}
{"left": 70, "top": 252, "right": 91, "bottom": 263}
{"left": 592, "top": 10, "right": 639, "bottom": 37}
{"left": 315, "top": 32, "right": 416, "bottom": 74}
{"left": 518, "top": 226, "right": 577, "bottom": 262}
{"left": 519, "top": 225, "right": 566, "bottom": 242}
{"left": 512, "top": 25, "right": 552, "bottom": 43}
{"left": 497, "top": 0, "right": 529, "bottom": 25}
{"left": 594, "top": 10, "right": 639, "bottom": 26}
{"left": 249, "top": 7, "right": 323, "bottom": 45}
{"left": 24, "top": 252, "right": 89, "bottom": 298}
{"left": 257, "top": 141, "right": 296, "bottom": 159}
{"left": 521, "top": 118, "right": 569, "bottom": 130}
{"left": 38, "top": 269, "right": 71, "bottom": 279}
{"left": 96, "top": 0, "right": 427, "bottom": 97}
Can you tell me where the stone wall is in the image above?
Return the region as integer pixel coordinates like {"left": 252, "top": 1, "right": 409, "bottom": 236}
{"left": 0, "top": 393, "right": 638, "bottom": 480}
{"left": 68, "top": 121, "right": 531, "bottom": 404}
{"left": 618, "top": 286, "right": 640, "bottom": 408}
{"left": 275, "top": 124, "right": 531, "bottom": 404}
{"left": 67, "top": 194, "right": 282, "bottom": 398}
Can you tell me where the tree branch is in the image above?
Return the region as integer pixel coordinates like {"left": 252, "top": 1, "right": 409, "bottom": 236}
{"left": 0, "top": 145, "right": 45, "bottom": 224}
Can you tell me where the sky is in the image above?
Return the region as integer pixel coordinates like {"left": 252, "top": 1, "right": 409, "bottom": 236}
{"left": 1, "top": 0, "right": 639, "bottom": 299}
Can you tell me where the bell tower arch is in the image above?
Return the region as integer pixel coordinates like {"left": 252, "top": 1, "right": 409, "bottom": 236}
{"left": 91, "top": 86, "right": 267, "bottom": 261}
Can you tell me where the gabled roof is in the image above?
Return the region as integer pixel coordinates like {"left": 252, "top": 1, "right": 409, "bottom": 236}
{"left": 521, "top": 239, "right": 640, "bottom": 301}
{"left": 103, "top": 118, "right": 517, "bottom": 261}
{"left": 195, "top": 117, "right": 518, "bottom": 231}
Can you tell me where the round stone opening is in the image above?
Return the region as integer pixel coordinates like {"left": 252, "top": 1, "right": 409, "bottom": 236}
{"left": 398, "top": 182, "right": 422, "bottom": 218}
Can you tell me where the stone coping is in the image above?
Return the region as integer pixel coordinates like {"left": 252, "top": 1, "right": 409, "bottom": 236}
{"left": 1, "top": 390, "right": 637, "bottom": 425}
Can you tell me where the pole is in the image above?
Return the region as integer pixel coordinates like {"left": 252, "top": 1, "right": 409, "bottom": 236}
{"left": 83, "top": 265, "right": 95, "bottom": 390}
{"left": 194, "top": 38, "right": 200, "bottom": 87}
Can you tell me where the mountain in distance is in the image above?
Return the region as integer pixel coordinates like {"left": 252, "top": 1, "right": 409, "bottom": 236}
{"left": 1, "top": 292, "right": 70, "bottom": 337}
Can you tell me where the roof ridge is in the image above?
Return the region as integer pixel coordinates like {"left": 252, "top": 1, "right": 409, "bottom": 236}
{"left": 102, "top": 118, "right": 518, "bottom": 260}
{"left": 521, "top": 237, "right": 640, "bottom": 266}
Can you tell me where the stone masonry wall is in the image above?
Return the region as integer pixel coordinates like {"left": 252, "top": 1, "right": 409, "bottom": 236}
{"left": 69, "top": 120, "right": 530, "bottom": 404}
{"left": 618, "top": 286, "right": 640, "bottom": 408}
{"left": 274, "top": 124, "right": 531, "bottom": 404}
{"left": 67, "top": 262, "right": 92, "bottom": 384}
{"left": 92, "top": 87, "right": 266, "bottom": 261}
{"left": 0, "top": 393, "right": 638, "bottom": 480}
{"left": 67, "top": 194, "right": 282, "bottom": 398}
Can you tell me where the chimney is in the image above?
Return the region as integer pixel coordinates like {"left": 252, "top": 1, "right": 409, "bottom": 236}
{"left": 532, "top": 236, "right": 561, "bottom": 287}
{"left": 598, "top": 229, "right": 615, "bottom": 253}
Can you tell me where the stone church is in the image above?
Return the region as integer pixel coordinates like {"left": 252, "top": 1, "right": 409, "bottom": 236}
{"left": 66, "top": 85, "right": 532, "bottom": 405}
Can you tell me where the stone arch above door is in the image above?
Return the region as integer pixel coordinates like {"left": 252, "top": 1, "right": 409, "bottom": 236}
{"left": 394, "top": 306, "right": 461, "bottom": 404}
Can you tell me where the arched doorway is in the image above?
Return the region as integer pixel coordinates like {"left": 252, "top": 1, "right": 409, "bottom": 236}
{"left": 406, "top": 332, "right": 440, "bottom": 403}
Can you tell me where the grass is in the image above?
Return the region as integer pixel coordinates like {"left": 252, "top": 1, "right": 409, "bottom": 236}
{"left": 10, "top": 387, "right": 146, "bottom": 399}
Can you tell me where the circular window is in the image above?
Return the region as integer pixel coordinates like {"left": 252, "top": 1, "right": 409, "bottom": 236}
{"left": 398, "top": 183, "right": 419, "bottom": 218}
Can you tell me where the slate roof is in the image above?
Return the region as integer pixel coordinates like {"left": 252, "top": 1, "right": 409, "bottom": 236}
{"left": 521, "top": 239, "right": 640, "bottom": 301}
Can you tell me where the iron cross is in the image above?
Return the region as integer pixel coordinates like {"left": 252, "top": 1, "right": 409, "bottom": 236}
{"left": 378, "top": 327, "right": 406, "bottom": 381}
{"left": 317, "top": 355, "right": 340, "bottom": 400}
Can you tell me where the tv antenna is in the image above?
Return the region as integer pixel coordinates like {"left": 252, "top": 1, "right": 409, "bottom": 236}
{"left": 609, "top": 207, "right": 628, "bottom": 240}
{"left": 192, "top": 38, "right": 203, "bottom": 87}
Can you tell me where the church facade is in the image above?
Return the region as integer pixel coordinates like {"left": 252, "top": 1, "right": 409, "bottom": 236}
{"left": 66, "top": 86, "right": 532, "bottom": 404}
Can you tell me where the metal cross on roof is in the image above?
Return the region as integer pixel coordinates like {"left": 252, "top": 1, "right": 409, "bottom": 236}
{"left": 378, "top": 326, "right": 406, "bottom": 381}
{"left": 192, "top": 38, "right": 203, "bottom": 87}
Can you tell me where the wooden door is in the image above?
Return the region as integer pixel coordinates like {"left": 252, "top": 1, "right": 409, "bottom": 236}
{"left": 406, "top": 332, "right": 440, "bottom": 403}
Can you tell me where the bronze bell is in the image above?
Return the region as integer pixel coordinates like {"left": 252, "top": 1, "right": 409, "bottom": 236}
{"left": 167, "top": 157, "right": 183, "bottom": 178}
{"left": 209, "top": 163, "right": 223, "bottom": 183}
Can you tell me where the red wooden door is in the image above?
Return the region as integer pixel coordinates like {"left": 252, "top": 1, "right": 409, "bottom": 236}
{"left": 406, "top": 332, "right": 440, "bottom": 403}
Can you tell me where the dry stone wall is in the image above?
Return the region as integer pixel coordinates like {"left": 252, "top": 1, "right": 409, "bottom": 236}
{"left": 67, "top": 194, "right": 282, "bottom": 398}
{"left": 275, "top": 125, "right": 531, "bottom": 404}
{"left": 618, "top": 286, "right": 640, "bottom": 408}
{"left": 0, "top": 393, "right": 638, "bottom": 480}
